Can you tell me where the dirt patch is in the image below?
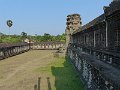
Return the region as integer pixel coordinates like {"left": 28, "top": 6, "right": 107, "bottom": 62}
{"left": 0, "top": 50, "right": 56, "bottom": 90}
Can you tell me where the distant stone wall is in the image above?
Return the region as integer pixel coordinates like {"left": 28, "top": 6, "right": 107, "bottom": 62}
{"left": 0, "top": 43, "right": 30, "bottom": 60}
{"left": 0, "top": 42, "right": 65, "bottom": 60}
{"left": 30, "top": 42, "right": 65, "bottom": 50}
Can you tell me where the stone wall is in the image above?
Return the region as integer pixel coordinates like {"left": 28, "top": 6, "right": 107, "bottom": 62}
{"left": 0, "top": 43, "right": 30, "bottom": 60}
{"left": 0, "top": 41, "right": 65, "bottom": 60}
{"left": 30, "top": 42, "right": 65, "bottom": 50}
{"left": 66, "top": 0, "right": 120, "bottom": 89}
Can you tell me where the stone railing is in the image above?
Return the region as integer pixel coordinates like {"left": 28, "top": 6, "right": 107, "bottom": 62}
{"left": 30, "top": 42, "right": 65, "bottom": 50}
{"left": 0, "top": 42, "right": 65, "bottom": 60}
{"left": 67, "top": 43, "right": 120, "bottom": 90}
{"left": 0, "top": 43, "right": 30, "bottom": 60}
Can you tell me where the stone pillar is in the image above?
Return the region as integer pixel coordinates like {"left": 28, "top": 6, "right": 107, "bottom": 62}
{"left": 94, "top": 31, "right": 96, "bottom": 47}
{"left": 105, "top": 21, "right": 108, "bottom": 47}
{"left": 47, "top": 44, "right": 49, "bottom": 49}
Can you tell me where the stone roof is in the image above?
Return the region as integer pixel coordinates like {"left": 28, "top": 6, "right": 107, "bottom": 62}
{"left": 82, "top": 14, "right": 105, "bottom": 30}
{"left": 72, "top": 14, "right": 105, "bottom": 35}
{"left": 104, "top": 0, "right": 120, "bottom": 16}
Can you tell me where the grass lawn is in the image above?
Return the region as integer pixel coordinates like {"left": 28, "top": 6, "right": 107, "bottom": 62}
{"left": 35, "top": 57, "right": 84, "bottom": 90}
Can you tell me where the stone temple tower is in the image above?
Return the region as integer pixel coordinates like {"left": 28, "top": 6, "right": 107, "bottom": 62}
{"left": 65, "top": 14, "right": 82, "bottom": 48}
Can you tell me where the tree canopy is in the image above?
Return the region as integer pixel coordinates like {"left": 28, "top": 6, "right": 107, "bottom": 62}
{"left": 0, "top": 32, "right": 66, "bottom": 43}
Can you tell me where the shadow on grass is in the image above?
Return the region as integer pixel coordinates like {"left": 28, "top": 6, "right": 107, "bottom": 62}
{"left": 51, "top": 57, "right": 84, "bottom": 90}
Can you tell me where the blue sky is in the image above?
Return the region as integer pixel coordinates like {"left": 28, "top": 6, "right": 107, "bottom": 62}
{"left": 0, "top": 0, "right": 112, "bottom": 35}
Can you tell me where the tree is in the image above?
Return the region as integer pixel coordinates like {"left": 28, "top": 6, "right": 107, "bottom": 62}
{"left": 42, "top": 33, "right": 52, "bottom": 42}
{"left": 21, "top": 32, "right": 27, "bottom": 39}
